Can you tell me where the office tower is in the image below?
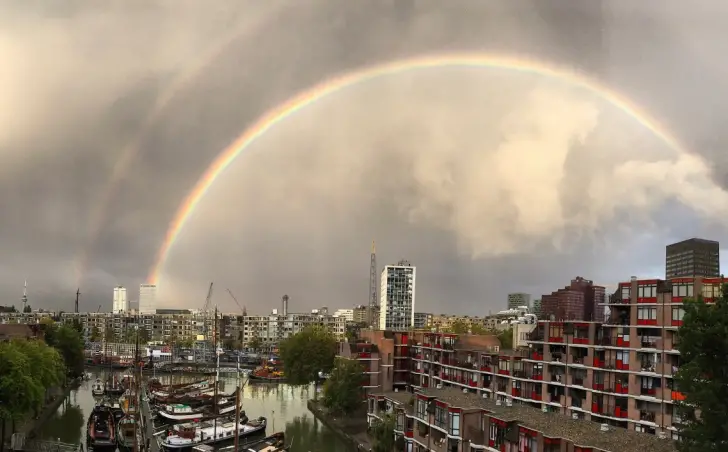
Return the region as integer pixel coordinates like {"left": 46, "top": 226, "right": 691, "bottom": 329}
{"left": 665, "top": 238, "right": 720, "bottom": 279}
{"left": 139, "top": 284, "right": 157, "bottom": 314}
{"left": 112, "top": 286, "right": 128, "bottom": 313}
{"left": 507, "top": 293, "right": 531, "bottom": 310}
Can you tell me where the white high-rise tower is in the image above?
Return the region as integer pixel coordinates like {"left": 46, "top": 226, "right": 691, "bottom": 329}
{"left": 139, "top": 284, "right": 157, "bottom": 314}
{"left": 112, "top": 286, "right": 128, "bottom": 313}
{"left": 379, "top": 260, "right": 416, "bottom": 330}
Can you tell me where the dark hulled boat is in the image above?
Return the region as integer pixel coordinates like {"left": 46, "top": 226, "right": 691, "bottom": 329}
{"left": 87, "top": 405, "right": 116, "bottom": 449}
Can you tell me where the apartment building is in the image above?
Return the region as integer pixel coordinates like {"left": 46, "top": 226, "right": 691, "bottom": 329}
{"left": 367, "top": 387, "right": 675, "bottom": 452}
{"left": 430, "top": 315, "right": 487, "bottom": 332}
{"left": 540, "top": 277, "right": 605, "bottom": 321}
{"left": 337, "top": 329, "right": 412, "bottom": 393}
{"left": 414, "top": 312, "right": 433, "bottom": 329}
{"left": 380, "top": 261, "right": 416, "bottom": 330}
{"left": 0, "top": 310, "right": 345, "bottom": 346}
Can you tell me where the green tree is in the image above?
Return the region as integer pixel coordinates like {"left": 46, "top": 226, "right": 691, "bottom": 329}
{"left": 139, "top": 328, "right": 151, "bottom": 344}
{"left": 496, "top": 328, "right": 514, "bottom": 349}
{"left": 22, "top": 305, "right": 31, "bottom": 313}
{"left": 90, "top": 326, "right": 101, "bottom": 342}
{"left": 0, "top": 342, "right": 44, "bottom": 437}
{"left": 447, "top": 320, "right": 470, "bottom": 334}
{"left": 279, "top": 326, "right": 337, "bottom": 386}
{"left": 247, "top": 336, "right": 262, "bottom": 352}
{"left": 322, "top": 358, "right": 363, "bottom": 415}
{"left": 370, "top": 413, "right": 396, "bottom": 452}
{"left": 11, "top": 340, "right": 65, "bottom": 413}
{"left": 54, "top": 325, "right": 85, "bottom": 377}
{"left": 675, "top": 286, "right": 728, "bottom": 452}
{"left": 345, "top": 322, "right": 367, "bottom": 342}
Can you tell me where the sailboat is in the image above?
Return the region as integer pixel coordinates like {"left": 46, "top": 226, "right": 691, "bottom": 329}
{"left": 92, "top": 378, "right": 105, "bottom": 397}
{"left": 116, "top": 415, "right": 141, "bottom": 452}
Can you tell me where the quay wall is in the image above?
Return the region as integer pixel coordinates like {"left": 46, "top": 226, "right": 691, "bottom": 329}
{"left": 306, "top": 399, "right": 372, "bottom": 452}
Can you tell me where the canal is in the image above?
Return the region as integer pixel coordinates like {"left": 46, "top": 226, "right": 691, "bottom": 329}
{"left": 36, "top": 370, "right": 351, "bottom": 451}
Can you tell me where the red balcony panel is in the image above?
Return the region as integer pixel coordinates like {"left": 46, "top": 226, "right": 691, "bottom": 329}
{"left": 405, "top": 430, "right": 413, "bottom": 438}
{"left": 469, "top": 380, "right": 477, "bottom": 387}
{"left": 637, "top": 297, "right": 657, "bottom": 304}
{"left": 498, "top": 370, "right": 510, "bottom": 376}
{"left": 621, "top": 386, "right": 629, "bottom": 394}
{"left": 615, "top": 383, "right": 622, "bottom": 393}
{"left": 530, "top": 353, "right": 544, "bottom": 361}
{"left": 488, "top": 440, "right": 495, "bottom": 448}
{"left": 672, "top": 320, "right": 683, "bottom": 327}
{"left": 422, "top": 382, "right": 428, "bottom": 388}
{"left": 358, "top": 352, "right": 371, "bottom": 358}
{"left": 534, "top": 374, "right": 543, "bottom": 381}
{"left": 592, "top": 402, "right": 599, "bottom": 413}
{"left": 592, "top": 383, "right": 604, "bottom": 390}
{"left": 512, "top": 389, "right": 520, "bottom": 397}
{"left": 435, "top": 344, "right": 442, "bottom": 349}
{"left": 620, "top": 410, "right": 628, "bottom": 418}
{"left": 592, "top": 358, "right": 603, "bottom": 368}
{"left": 672, "top": 297, "right": 684, "bottom": 303}
{"left": 481, "top": 366, "right": 492, "bottom": 372}
{"left": 531, "top": 392, "right": 542, "bottom": 401}
{"left": 423, "top": 343, "right": 431, "bottom": 347}
{"left": 616, "top": 360, "right": 624, "bottom": 370}
{"left": 549, "top": 337, "right": 564, "bottom": 343}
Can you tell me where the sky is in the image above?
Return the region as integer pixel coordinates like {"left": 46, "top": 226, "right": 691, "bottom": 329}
{"left": 2, "top": 0, "right": 728, "bottom": 315}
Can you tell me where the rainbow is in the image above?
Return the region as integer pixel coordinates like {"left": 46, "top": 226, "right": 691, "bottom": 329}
{"left": 148, "top": 53, "right": 687, "bottom": 284}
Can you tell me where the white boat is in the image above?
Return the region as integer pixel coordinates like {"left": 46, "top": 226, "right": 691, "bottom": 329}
{"left": 92, "top": 378, "right": 105, "bottom": 397}
{"left": 160, "top": 417, "right": 266, "bottom": 449}
{"left": 158, "top": 400, "right": 241, "bottom": 422}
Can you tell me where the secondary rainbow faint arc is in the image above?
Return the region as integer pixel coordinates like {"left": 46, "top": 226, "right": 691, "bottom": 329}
{"left": 148, "top": 52, "right": 687, "bottom": 284}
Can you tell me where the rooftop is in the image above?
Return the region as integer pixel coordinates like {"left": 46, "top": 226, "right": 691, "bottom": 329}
{"left": 376, "top": 387, "right": 676, "bottom": 452}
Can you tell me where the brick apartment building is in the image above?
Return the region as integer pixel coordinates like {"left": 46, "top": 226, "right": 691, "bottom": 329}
{"left": 540, "top": 277, "right": 605, "bottom": 321}
{"left": 368, "top": 387, "right": 675, "bottom": 452}
{"left": 348, "top": 274, "right": 721, "bottom": 450}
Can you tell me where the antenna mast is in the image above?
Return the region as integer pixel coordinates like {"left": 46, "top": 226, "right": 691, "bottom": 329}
{"left": 21, "top": 280, "right": 28, "bottom": 312}
{"left": 369, "top": 240, "right": 377, "bottom": 329}
{"left": 75, "top": 288, "right": 80, "bottom": 313}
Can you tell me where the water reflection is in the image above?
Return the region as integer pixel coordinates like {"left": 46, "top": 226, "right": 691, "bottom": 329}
{"left": 38, "top": 371, "right": 351, "bottom": 451}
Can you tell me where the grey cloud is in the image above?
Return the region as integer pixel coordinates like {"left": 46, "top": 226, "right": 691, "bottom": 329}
{"left": 1, "top": 0, "right": 727, "bottom": 314}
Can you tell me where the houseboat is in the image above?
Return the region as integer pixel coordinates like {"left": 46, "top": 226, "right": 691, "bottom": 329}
{"left": 248, "top": 366, "right": 285, "bottom": 383}
{"left": 157, "top": 398, "right": 242, "bottom": 422}
{"left": 159, "top": 416, "right": 266, "bottom": 450}
{"left": 195, "top": 432, "right": 289, "bottom": 452}
{"left": 116, "top": 415, "right": 140, "bottom": 451}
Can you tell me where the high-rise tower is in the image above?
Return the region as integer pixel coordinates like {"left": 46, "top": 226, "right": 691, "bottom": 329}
{"left": 21, "top": 280, "right": 28, "bottom": 312}
{"left": 368, "top": 240, "right": 377, "bottom": 328}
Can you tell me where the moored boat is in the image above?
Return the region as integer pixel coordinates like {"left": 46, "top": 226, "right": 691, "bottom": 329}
{"left": 157, "top": 399, "right": 243, "bottom": 423}
{"left": 87, "top": 404, "right": 116, "bottom": 449}
{"left": 160, "top": 416, "right": 266, "bottom": 450}
{"left": 105, "top": 374, "right": 124, "bottom": 396}
{"left": 116, "top": 415, "right": 140, "bottom": 451}
{"left": 248, "top": 366, "right": 285, "bottom": 383}
{"left": 197, "top": 432, "right": 289, "bottom": 452}
{"left": 91, "top": 378, "right": 105, "bottom": 397}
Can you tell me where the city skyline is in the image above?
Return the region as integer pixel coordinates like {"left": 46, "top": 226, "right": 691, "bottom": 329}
{"left": 2, "top": 2, "right": 728, "bottom": 315}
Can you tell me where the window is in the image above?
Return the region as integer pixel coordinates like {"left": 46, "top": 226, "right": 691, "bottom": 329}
{"left": 637, "top": 285, "right": 657, "bottom": 298}
{"left": 672, "top": 284, "right": 694, "bottom": 298}
{"left": 672, "top": 308, "right": 685, "bottom": 321}
{"left": 489, "top": 423, "right": 505, "bottom": 447}
{"left": 434, "top": 406, "right": 447, "bottom": 430}
{"left": 449, "top": 412, "right": 460, "bottom": 437}
{"left": 702, "top": 284, "right": 722, "bottom": 299}
{"left": 416, "top": 399, "right": 427, "bottom": 419}
{"left": 616, "top": 350, "right": 629, "bottom": 362}
{"left": 368, "top": 398, "right": 375, "bottom": 414}
{"left": 518, "top": 433, "right": 538, "bottom": 452}
{"left": 637, "top": 307, "right": 657, "bottom": 320}
{"left": 621, "top": 286, "right": 630, "bottom": 300}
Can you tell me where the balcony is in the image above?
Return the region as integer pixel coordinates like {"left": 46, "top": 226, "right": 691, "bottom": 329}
{"left": 639, "top": 337, "right": 660, "bottom": 349}
{"left": 640, "top": 410, "right": 657, "bottom": 423}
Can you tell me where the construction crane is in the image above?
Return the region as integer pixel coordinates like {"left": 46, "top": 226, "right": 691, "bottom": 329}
{"left": 195, "top": 283, "right": 214, "bottom": 362}
{"left": 226, "top": 288, "right": 247, "bottom": 316}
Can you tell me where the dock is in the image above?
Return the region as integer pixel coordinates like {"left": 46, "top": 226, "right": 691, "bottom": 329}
{"left": 141, "top": 386, "right": 161, "bottom": 452}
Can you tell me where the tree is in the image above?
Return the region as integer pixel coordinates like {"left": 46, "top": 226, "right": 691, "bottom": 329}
{"left": 138, "top": 328, "right": 151, "bottom": 344}
{"left": 54, "top": 325, "right": 85, "bottom": 377}
{"left": 322, "top": 358, "right": 363, "bottom": 415}
{"left": 11, "top": 340, "right": 64, "bottom": 413}
{"left": 223, "top": 338, "right": 240, "bottom": 350}
{"left": 247, "top": 336, "right": 262, "bottom": 352}
{"left": 23, "top": 305, "right": 31, "bottom": 313}
{"left": 345, "top": 322, "right": 367, "bottom": 342}
{"left": 279, "top": 326, "right": 337, "bottom": 386}
{"left": 0, "top": 342, "right": 42, "bottom": 437}
{"left": 448, "top": 320, "right": 470, "bottom": 334}
{"left": 104, "top": 327, "right": 116, "bottom": 343}
{"left": 370, "top": 413, "right": 396, "bottom": 452}
{"left": 90, "top": 326, "right": 101, "bottom": 342}
{"left": 675, "top": 285, "right": 728, "bottom": 452}
{"left": 496, "top": 328, "right": 514, "bottom": 350}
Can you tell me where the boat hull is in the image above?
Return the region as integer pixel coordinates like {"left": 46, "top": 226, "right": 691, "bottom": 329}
{"left": 161, "top": 420, "right": 266, "bottom": 450}
{"left": 248, "top": 374, "right": 285, "bottom": 383}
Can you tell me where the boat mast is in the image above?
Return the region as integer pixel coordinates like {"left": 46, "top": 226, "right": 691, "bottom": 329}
{"left": 233, "top": 385, "right": 240, "bottom": 452}
{"left": 213, "top": 306, "right": 219, "bottom": 440}
{"left": 133, "top": 319, "right": 140, "bottom": 452}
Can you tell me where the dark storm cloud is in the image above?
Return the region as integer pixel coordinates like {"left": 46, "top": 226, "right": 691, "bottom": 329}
{"left": 1, "top": 0, "right": 727, "bottom": 313}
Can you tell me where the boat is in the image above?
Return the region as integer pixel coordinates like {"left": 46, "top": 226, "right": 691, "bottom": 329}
{"left": 248, "top": 366, "right": 285, "bottom": 383}
{"left": 160, "top": 416, "right": 266, "bottom": 450}
{"left": 149, "top": 379, "right": 211, "bottom": 393}
{"left": 157, "top": 398, "right": 243, "bottom": 422}
{"left": 105, "top": 374, "right": 125, "bottom": 396}
{"left": 117, "top": 415, "right": 141, "bottom": 451}
{"left": 196, "top": 432, "right": 289, "bottom": 452}
{"left": 91, "top": 378, "right": 105, "bottom": 397}
{"left": 87, "top": 404, "right": 116, "bottom": 449}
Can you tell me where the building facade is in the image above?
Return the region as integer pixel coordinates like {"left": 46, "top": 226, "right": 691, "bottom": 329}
{"left": 0, "top": 310, "right": 345, "bottom": 346}
{"left": 507, "top": 292, "right": 531, "bottom": 310}
{"left": 665, "top": 238, "right": 719, "bottom": 279}
{"left": 139, "top": 284, "right": 157, "bottom": 314}
{"left": 112, "top": 286, "right": 128, "bottom": 313}
{"left": 540, "top": 277, "right": 604, "bottom": 321}
{"left": 379, "top": 261, "right": 416, "bottom": 330}
{"left": 333, "top": 309, "right": 354, "bottom": 322}
{"left": 413, "top": 312, "right": 432, "bottom": 329}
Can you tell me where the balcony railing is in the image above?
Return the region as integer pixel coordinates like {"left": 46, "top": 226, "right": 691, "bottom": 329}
{"left": 640, "top": 410, "right": 657, "bottom": 422}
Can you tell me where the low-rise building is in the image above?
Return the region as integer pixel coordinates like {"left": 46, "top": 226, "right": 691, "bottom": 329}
{"left": 368, "top": 387, "right": 676, "bottom": 452}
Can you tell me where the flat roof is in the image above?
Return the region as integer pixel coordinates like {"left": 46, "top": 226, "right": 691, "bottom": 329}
{"left": 373, "top": 387, "right": 676, "bottom": 452}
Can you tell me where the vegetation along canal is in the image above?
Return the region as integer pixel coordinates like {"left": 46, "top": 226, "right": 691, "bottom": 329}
{"left": 36, "top": 370, "right": 351, "bottom": 451}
